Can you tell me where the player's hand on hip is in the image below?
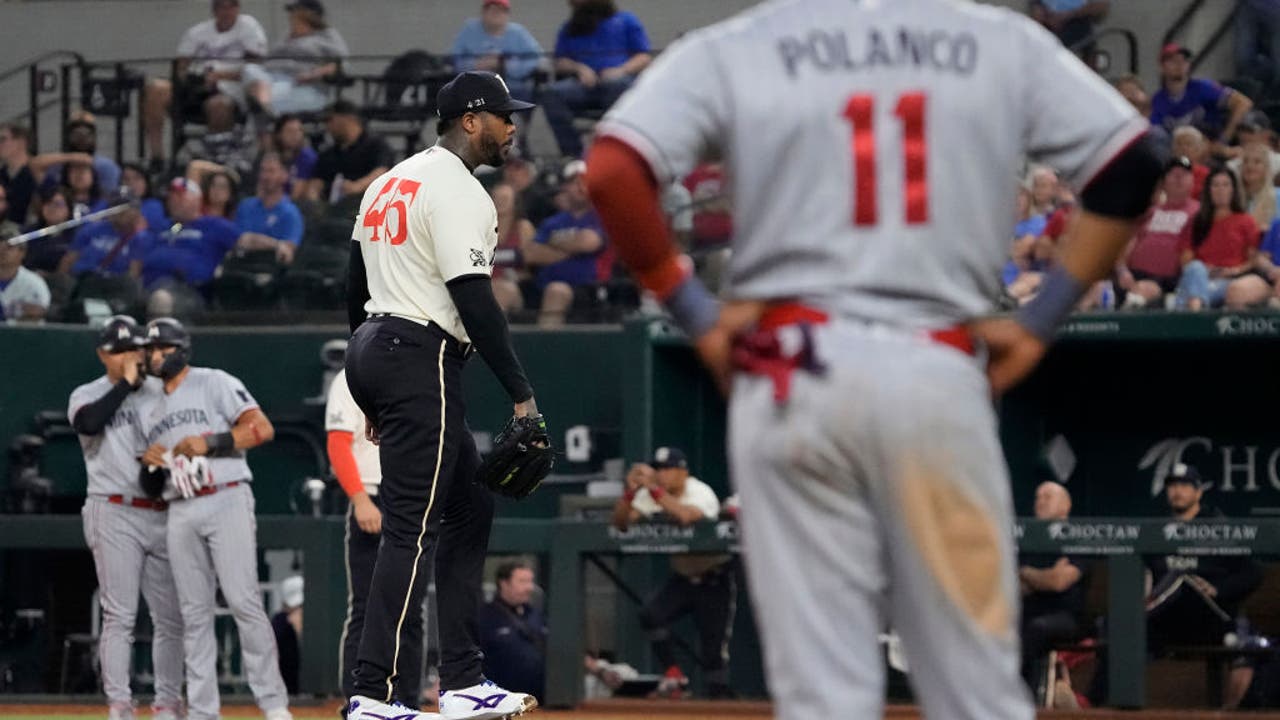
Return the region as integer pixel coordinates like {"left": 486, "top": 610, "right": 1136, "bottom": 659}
{"left": 173, "top": 434, "right": 209, "bottom": 458}
{"left": 970, "top": 317, "right": 1047, "bottom": 397}
{"left": 364, "top": 414, "right": 380, "bottom": 445}
{"left": 142, "top": 444, "right": 168, "bottom": 468}
{"left": 694, "top": 300, "right": 766, "bottom": 397}
{"left": 352, "top": 493, "right": 382, "bottom": 534}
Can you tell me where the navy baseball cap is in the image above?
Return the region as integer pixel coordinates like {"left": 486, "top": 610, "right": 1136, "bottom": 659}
{"left": 1163, "top": 462, "right": 1207, "bottom": 490}
{"left": 436, "top": 71, "right": 536, "bottom": 120}
{"left": 651, "top": 446, "right": 688, "bottom": 470}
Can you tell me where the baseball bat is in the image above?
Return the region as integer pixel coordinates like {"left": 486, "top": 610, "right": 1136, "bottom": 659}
{"left": 6, "top": 200, "right": 140, "bottom": 247}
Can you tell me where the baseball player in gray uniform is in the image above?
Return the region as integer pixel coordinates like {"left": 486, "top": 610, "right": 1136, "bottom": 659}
{"left": 136, "top": 317, "right": 293, "bottom": 720}
{"left": 586, "top": 1, "right": 1164, "bottom": 717}
{"left": 70, "top": 315, "right": 184, "bottom": 720}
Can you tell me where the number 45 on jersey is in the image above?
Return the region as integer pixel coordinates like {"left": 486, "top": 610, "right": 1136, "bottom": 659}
{"left": 361, "top": 177, "right": 422, "bottom": 245}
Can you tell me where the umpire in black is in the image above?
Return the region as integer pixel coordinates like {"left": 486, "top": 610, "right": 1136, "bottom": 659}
{"left": 342, "top": 71, "right": 541, "bottom": 720}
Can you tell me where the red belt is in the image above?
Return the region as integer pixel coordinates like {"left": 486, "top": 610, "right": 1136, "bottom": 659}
{"left": 733, "top": 303, "right": 976, "bottom": 403}
{"left": 106, "top": 495, "right": 169, "bottom": 511}
{"left": 187, "top": 480, "right": 243, "bottom": 499}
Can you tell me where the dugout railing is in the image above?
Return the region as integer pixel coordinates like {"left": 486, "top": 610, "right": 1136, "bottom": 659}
{"left": 0, "top": 515, "right": 1274, "bottom": 708}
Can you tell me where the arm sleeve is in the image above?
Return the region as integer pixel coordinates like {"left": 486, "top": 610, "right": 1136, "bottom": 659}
{"left": 446, "top": 275, "right": 533, "bottom": 403}
{"left": 176, "top": 27, "right": 198, "bottom": 57}
{"left": 69, "top": 381, "right": 133, "bottom": 436}
{"left": 245, "top": 16, "right": 269, "bottom": 57}
{"left": 327, "top": 431, "right": 365, "bottom": 498}
{"left": 450, "top": 26, "right": 473, "bottom": 70}
{"left": 28, "top": 273, "right": 51, "bottom": 308}
{"left": 315, "top": 152, "right": 337, "bottom": 184}
{"left": 1019, "top": 16, "right": 1150, "bottom": 191}
{"left": 69, "top": 224, "right": 92, "bottom": 252}
{"left": 347, "top": 240, "right": 369, "bottom": 333}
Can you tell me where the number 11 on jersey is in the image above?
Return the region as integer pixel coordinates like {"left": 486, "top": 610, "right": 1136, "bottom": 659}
{"left": 842, "top": 92, "right": 929, "bottom": 227}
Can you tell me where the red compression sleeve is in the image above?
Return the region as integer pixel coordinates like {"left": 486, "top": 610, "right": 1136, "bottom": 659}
{"left": 327, "top": 430, "right": 364, "bottom": 499}
{"left": 585, "top": 137, "right": 689, "bottom": 300}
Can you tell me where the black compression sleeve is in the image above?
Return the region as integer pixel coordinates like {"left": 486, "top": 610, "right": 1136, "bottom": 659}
{"left": 71, "top": 380, "right": 133, "bottom": 436}
{"left": 447, "top": 275, "right": 534, "bottom": 403}
{"left": 347, "top": 240, "right": 370, "bottom": 334}
{"left": 1080, "top": 130, "right": 1166, "bottom": 220}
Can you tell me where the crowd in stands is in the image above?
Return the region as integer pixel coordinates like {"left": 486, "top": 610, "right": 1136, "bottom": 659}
{"left": 1005, "top": 29, "right": 1280, "bottom": 313}
{"left": 10, "top": 0, "right": 1280, "bottom": 326}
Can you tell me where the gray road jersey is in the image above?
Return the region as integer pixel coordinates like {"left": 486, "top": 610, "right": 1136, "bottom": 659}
{"left": 68, "top": 376, "right": 164, "bottom": 497}
{"left": 597, "top": 0, "right": 1147, "bottom": 329}
{"left": 137, "top": 367, "right": 259, "bottom": 488}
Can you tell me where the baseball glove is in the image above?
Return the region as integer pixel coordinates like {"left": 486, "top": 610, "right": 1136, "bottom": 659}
{"left": 477, "top": 413, "right": 554, "bottom": 499}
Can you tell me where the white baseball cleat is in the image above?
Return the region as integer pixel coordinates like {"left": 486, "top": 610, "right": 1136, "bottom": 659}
{"left": 264, "top": 707, "right": 294, "bottom": 720}
{"left": 438, "top": 681, "right": 537, "bottom": 720}
{"left": 107, "top": 703, "right": 136, "bottom": 720}
{"left": 151, "top": 705, "right": 183, "bottom": 720}
{"left": 347, "top": 695, "right": 442, "bottom": 720}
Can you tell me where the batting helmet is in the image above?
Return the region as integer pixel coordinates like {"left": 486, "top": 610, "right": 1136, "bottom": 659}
{"left": 97, "top": 315, "right": 143, "bottom": 353}
{"left": 145, "top": 317, "right": 191, "bottom": 379}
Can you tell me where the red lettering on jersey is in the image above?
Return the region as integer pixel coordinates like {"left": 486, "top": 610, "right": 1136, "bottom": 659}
{"left": 841, "top": 92, "right": 931, "bottom": 227}
{"left": 360, "top": 178, "right": 423, "bottom": 245}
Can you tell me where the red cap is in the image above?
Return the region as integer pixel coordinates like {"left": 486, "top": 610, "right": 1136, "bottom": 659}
{"left": 1161, "top": 43, "right": 1192, "bottom": 61}
{"left": 484, "top": 0, "right": 510, "bottom": 7}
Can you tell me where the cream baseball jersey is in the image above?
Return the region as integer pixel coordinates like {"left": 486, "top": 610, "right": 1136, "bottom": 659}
{"left": 352, "top": 146, "right": 498, "bottom": 344}
{"left": 597, "top": 0, "right": 1148, "bottom": 329}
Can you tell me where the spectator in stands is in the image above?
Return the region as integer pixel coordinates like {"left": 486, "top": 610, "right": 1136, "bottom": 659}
{"left": 1175, "top": 167, "right": 1271, "bottom": 310}
{"left": 1114, "top": 74, "right": 1151, "bottom": 116}
{"left": 0, "top": 186, "right": 16, "bottom": 240}
{"left": 1235, "top": 0, "right": 1280, "bottom": 94}
{"left": 521, "top": 160, "right": 607, "bottom": 326}
{"left": 64, "top": 160, "right": 108, "bottom": 220}
{"left": 1241, "top": 142, "right": 1280, "bottom": 232}
{"left": 120, "top": 163, "right": 170, "bottom": 232}
{"left": 1152, "top": 44, "right": 1253, "bottom": 160}
{"left": 141, "top": 178, "right": 240, "bottom": 317}
{"left": 541, "top": 0, "right": 652, "bottom": 157}
{"left": 234, "top": 153, "right": 304, "bottom": 266}
{"left": 451, "top": 0, "right": 543, "bottom": 93}
{"left": 611, "top": 447, "right": 736, "bottom": 700}
{"left": 306, "top": 100, "right": 393, "bottom": 206}
{"left": 491, "top": 182, "right": 534, "bottom": 314}
{"left": 683, "top": 162, "right": 732, "bottom": 249}
{"left": 271, "top": 114, "right": 317, "bottom": 200}
{"left": 1018, "top": 482, "right": 1086, "bottom": 693}
{"left": 243, "top": 0, "right": 349, "bottom": 121}
{"left": 1029, "top": 0, "right": 1110, "bottom": 55}
{"left": 142, "top": 0, "right": 268, "bottom": 167}
{"left": 198, "top": 169, "right": 240, "bottom": 220}
{"left": 58, "top": 203, "right": 153, "bottom": 284}
{"left": 21, "top": 187, "right": 78, "bottom": 277}
{"left": 1228, "top": 112, "right": 1280, "bottom": 181}
{"left": 55, "top": 114, "right": 121, "bottom": 195}
{"left": 0, "top": 124, "right": 37, "bottom": 225}
{"left": 1004, "top": 187, "right": 1047, "bottom": 304}
{"left": 174, "top": 95, "right": 258, "bottom": 182}
{"left": 0, "top": 230, "right": 50, "bottom": 322}
{"left": 1118, "top": 156, "right": 1199, "bottom": 308}
{"left": 503, "top": 150, "right": 556, "bottom": 226}
{"left": 477, "top": 561, "right": 547, "bottom": 703}
{"left": 1259, "top": 216, "right": 1280, "bottom": 308}
{"left": 1172, "top": 125, "right": 1211, "bottom": 198}
{"left": 1027, "top": 165, "right": 1059, "bottom": 219}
